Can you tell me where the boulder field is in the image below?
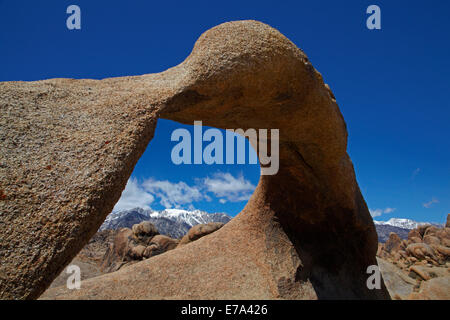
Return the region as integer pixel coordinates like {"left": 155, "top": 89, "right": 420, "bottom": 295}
{"left": 377, "top": 216, "right": 450, "bottom": 299}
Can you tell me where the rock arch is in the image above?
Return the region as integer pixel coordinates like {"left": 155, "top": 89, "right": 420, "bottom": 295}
{"left": 0, "top": 20, "right": 389, "bottom": 299}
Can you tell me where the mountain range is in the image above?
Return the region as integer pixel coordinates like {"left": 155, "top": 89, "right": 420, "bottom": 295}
{"left": 100, "top": 208, "right": 231, "bottom": 239}
{"left": 101, "top": 208, "right": 442, "bottom": 243}
{"left": 373, "top": 218, "right": 442, "bottom": 229}
{"left": 374, "top": 218, "right": 443, "bottom": 242}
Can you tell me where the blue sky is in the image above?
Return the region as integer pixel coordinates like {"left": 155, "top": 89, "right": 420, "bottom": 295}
{"left": 1, "top": 1, "right": 448, "bottom": 223}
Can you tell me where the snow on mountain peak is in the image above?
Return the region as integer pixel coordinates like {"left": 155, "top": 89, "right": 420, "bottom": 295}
{"left": 374, "top": 217, "right": 441, "bottom": 229}
{"left": 101, "top": 207, "right": 232, "bottom": 233}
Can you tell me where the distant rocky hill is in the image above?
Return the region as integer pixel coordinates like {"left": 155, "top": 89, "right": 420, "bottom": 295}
{"left": 374, "top": 218, "right": 443, "bottom": 243}
{"left": 100, "top": 208, "right": 232, "bottom": 239}
{"left": 375, "top": 225, "right": 410, "bottom": 243}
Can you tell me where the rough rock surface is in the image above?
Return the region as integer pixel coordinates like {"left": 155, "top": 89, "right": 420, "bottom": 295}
{"left": 76, "top": 229, "right": 117, "bottom": 265}
{"left": 132, "top": 221, "right": 159, "bottom": 241}
{"left": 100, "top": 222, "right": 178, "bottom": 273}
{"left": 41, "top": 220, "right": 222, "bottom": 297}
{"left": 45, "top": 230, "right": 115, "bottom": 289}
{"left": 178, "top": 222, "right": 225, "bottom": 246}
{"left": 384, "top": 233, "right": 402, "bottom": 254}
{"left": 1, "top": 20, "right": 389, "bottom": 299}
{"left": 378, "top": 216, "right": 449, "bottom": 270}
{"left": 408, "top": 277, "right": 450, "bottom": 300}
{"left": 376, "top": 258, "right": 417, "bottom": 300}
{"left": 377, "top": 215, "right": 449, "bottom": 299}
{"left": 47, "top": 258, "right": 104, "bottom": 290}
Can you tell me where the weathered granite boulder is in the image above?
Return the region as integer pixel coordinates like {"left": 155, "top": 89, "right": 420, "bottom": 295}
{"left": 408, "top": 277, "right": 450, "bottom": 300}
{"left": 100, "top": 222, "right": 178, "bottom": 273}
{"left": 376, "top": 215, "right": 449, "bottom": 300}
{"left": 376, "top": 258, "right": 417, "bottom": 300}
{"left": 384, "top": 233, "right": 403, "bottom": 254}
{"left": 132, "top": 221, "right": 159, "bottom": 243}
{"left": 178, "top": 222, "right": 225, "bottom": 246}
{"left": 0, "top": 20, "right": 389, "bottom": 299}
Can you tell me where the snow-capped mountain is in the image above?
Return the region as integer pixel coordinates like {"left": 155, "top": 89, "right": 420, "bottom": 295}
{"left": 100, "top": 208, "right": 232, "bottom": 239}
{"left": 374, "top": 218, "right": 442, "bottom": 230}
{"left": 374, "top": 218, "right": 443, "bottom": 243}
{"left": 149, "top": 209, "right": 231, "bottom": 227}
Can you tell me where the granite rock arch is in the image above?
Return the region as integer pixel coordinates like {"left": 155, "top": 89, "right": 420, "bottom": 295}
{"left": 0, "top": 20, "right": 389, "bottom": 299}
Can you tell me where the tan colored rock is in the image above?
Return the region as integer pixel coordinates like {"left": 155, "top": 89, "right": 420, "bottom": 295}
{"left": 446, "top": 214, "right": 450, "bottom": 228}
{"left": 406, "top": 243, "right": 436, "bottom": 261}
{"left": 377, "top": 258, "right": 416, "bottom": 300}
{"left": 392, "top": 252, "right": 402, "bottom": 262}
{"left": 100, "top": 222, "right": 178, "bottom": 272}
{"left": 424, "top": 226, "right": 439, "bottom": 237}
{"left": 409, "top": 266, "right": 431, "bottom": 281}
{"left": 408, "top": 229, "right": 422, "bottom": 242}
{"left": 432, "top": 244, "right": 450, "bottom": 258}
{"left": 398, "top": 250, "right": 408, "bottom": 259}
{"left": 441, "top": 238, "right": 450, "bottom": 248}
{"left": 179, "top": 222, "right": 225, "bottom": 246}
{"left": 0, "top": 77, "right": 160, "bottom": 299}
{"left": 408, "top": 277, "right": 450, "bottom": 300}
{"left": 417, "top": 225, "right": 431, "bottom": 238}
{"left": 408, "top": 257, "right": 418, "bottom": 264}
{"left": 384, "top": 232, "right": 402, "bottom": 254}
{"left": 377, "top": 243, "right": 383, "bottom": 256}
{"left": 143, "top": 244, "right": 159, "bottom": 258}
{"left": 131, "top": 245, "right": 146, "bottom": 259}
{"left": 423, "top": 235, "right": 440, "bottom": 246}
{"left": 408, "top": 237, "right": 423, "bottom": 245}
{"left": 1, "top": 20, "right": 389, "bottom": 300}
{"left": 100, "top": 228, "right": 134, "bottom": 272}
{"left": 149, "top": 235, "right": 179, "bottom": 253}
{"left": 383, "top": 220, "right": 449, "bottom": 272}
{"left": 132, "top": 221, "right": 159, "bottom": 243}
{"left": 436, "top": 228, "right": 450, "bottom": 247}
{"left": 112, "top": 228, "right": 134, "bottom": 260}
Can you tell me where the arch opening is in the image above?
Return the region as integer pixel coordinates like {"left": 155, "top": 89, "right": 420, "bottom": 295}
{"left": 111, "top": 118, "right": 262, "bottom": 217}
{"left": 43, "top": 118, "right": 263, "bottom": 292}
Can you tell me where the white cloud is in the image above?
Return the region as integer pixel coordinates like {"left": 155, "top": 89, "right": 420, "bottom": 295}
{"left": 113, "top": 177, "right": 155, "bottom": 211}
{"left": 411, "top": 168, "right": 421, "bottom": 180}
{"left": 370, "top": 207, "right": 396, "bottom": 218}
{"left": 203, "top": 172, "right": 255, "bottom": 202}
{"left": 142, "top": 178, "right": 205, "bottom": 209}
{"left": 115, "top": 172, "right": 256, "bottom": 210}
{"left": 423, "top": 197, "right": 439, "bottom": 208}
